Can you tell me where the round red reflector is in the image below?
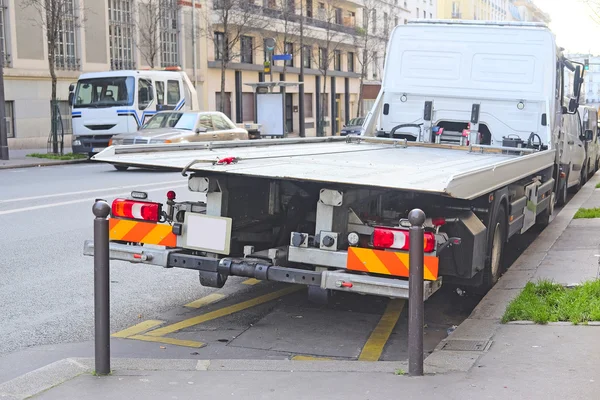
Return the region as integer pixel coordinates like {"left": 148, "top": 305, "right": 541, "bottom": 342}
{"left": 167, "top": 190, "right": 176, "bottom": 200}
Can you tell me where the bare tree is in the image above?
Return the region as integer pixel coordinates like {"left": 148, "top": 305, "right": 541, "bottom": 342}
{"left": 22, "top": 0, "right": 81, "bottom": 154}
{"left": 135, "top": 0, "right": 181, "bottom": 68}
{"left": 207, "top": 0, "right": 268, "bottom": 113}
{"left": 315, "top": 0, "right": 349, "bottom": 136}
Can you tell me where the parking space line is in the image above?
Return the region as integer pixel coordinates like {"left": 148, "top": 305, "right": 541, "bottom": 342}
{"left": 358, "top": 299, "right": 405, "bottom": 362}
{"left": 291, "top": 355, "right": 333, "bottom": 361}
{"left": 111, "top": 320, "right": 164, "bottom": 338}
{"left": 128, "top": 335, "right": 206, "bottom": 348}
{"left": 242, "top": 278, "right": 261, "bottom": 286}
{"left": 184, "top": 293, "right": 226, "bottom": 309}
{"left": 146, "top": 286, "right": 303, "bottom": 337}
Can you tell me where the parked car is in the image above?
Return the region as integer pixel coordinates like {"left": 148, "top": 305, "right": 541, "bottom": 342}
{"left": 108, "top": 111, "right": 248, "bottom": 171}
{"left": 340, "top": 117, "right": 365, "bottom": 136}
{"left": 579, "top": 105, "right": 599, "bottom": 178}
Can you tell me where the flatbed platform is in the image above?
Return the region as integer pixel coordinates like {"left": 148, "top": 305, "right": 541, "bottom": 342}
{"left": 93, "top": 137, "right": 556, "bottom": 200}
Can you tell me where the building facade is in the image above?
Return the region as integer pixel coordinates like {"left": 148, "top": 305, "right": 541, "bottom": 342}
{"left": 1, "top": 0, "right": 440, "bottom": 147}
{"left": 437, "top": 0, "right": 509, "bottom": 21}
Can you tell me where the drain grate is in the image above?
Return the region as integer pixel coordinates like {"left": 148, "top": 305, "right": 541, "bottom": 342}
{"left": 441, "top": 339, "right": 492, "bottom": 352}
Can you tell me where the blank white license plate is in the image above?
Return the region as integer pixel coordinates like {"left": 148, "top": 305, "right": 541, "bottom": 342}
{"left": 183, "top": 213, "right": 232, "bottom": 255}
{"left": 92, "top": 147, "right": 106, "bottom": 153}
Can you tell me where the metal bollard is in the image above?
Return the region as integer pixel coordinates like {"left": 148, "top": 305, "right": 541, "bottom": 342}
{"left": 408, "top": 208, "right": 426, "bottom": 376}
{"left": 92, "top": 200, "right": 111, "bottom": 375}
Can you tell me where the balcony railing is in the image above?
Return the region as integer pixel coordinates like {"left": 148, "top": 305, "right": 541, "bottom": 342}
{"left": 451, "top": 12, "right": 462, "bottom": 18}
{"left": 247, "top": 5, "right": 358, "bottom": 36}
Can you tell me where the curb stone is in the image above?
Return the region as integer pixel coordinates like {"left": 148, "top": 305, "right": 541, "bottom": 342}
{"left": 0, "top": 159, "right": 88, "bottom": 170}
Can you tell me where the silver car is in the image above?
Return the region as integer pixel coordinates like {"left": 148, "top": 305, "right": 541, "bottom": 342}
{"left": 109, "top": 111, "right": 248, "bottom": 170}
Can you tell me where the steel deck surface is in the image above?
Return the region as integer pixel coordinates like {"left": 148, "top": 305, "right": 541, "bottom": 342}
{"left": 93, "top": 139, "right": 556, "bottom": 199}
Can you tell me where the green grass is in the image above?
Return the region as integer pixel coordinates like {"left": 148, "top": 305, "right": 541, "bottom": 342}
{"left": 394, "top": 368, "right": 407, "bottom": 376}
{"left": 595, "top": 182, "right": 600, "bottom": 189}
{"left": 502, "top": 280, "right": 600, "bottom": 324}
{"left": 573, "top": 207, "right": 600, "bottom": 219}
{"left": 27, "top": 152, "right": 87, "bottom": 161}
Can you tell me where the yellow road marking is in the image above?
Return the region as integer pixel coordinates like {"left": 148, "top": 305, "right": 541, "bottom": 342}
{"left": 147, "top": 286, "right": 302, "bottom": 337}
{"left": 184, "top": 293, "right": 226, "bottom": 309}
{"left": 128, "top": 335, "right": 205, "bottom": 348}
{"left": 358, "top": 299, "right": 405, "bottom": 361}
{"left": 111, "top": 320, "right": 164, "bottom": 338}
{"left": 291, "top": 355, "right": 333, "bottom": 361}
{"left": 242, "top": 278, "right": 261, "bottom": 285}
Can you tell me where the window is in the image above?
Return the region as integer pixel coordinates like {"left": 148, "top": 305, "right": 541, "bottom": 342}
{"left": 304, "top": 94, "right": 313, "bottom": 118}
{"left": 372, "top": 51, "right": 378, "bottom": 78}
{"left": 347, "top": 52, "right": 354, "bottom": 72}
{"left": 143, "top": 112, "right": 174, "bottom": 129}
{"left": 303, "top": 45, "right": 312, "bottom": 68}
{"left": 108, "top": 0, "right": 135, "bottom": 70}
{"left": 5, "top": 100, "right": 14, "bottom": 138}
{"left": 215, "top": 32, "right": 226, "bottom": 61}
{"left": 372, "top": 9, "right": 377, "bottom": 34}
{"left": 335, "top": 8, "right": 342, "bottom": 25}
{"left": 215, "top": 92, "right": 232, "bottom": 118}
{"left": 138, "top": 79, "right": 154, "bottom": 110}
{"left": 241, "top": 36, "right": 253, "bottom": 64}
{"left": 319, "top": 47, "right": 328, "bottom": 70}
{"left": 167, "top": 80, "right": 180, "bottom": 105}
{"left": 334, "top": 50, "right": 341, "bottom": 71}
{"left": 213, "top": 113, "right": 233, "bottom": 130}
{"left": 198, "top": 114, "right": 214, "bottom": 131}
{"left": 284, "top": 42, "right": 293, "bottom": 67}
{"left": 74, "top": 77, "right": 135, "bottom": 107}
{"left": 430, "top": 12, "right": 432, "bottom": 18}
{"left": 384, "top": 12, "right": 389, "bottom": 36}
{"left": 55, "top": 0, "right": 78, "bottom": 70}
{"left": 423, "top": 10, "right": 426, "bottom": 18}
{"left": 173, "top": 113, "right": 197, "bottom": 130}
{"left": 242, "top": 93, "right": 255, "bottom": 122}
{"left": 0, "top": 0, "right": 9, "bottom": 66}
{"left": 404, "top": 19, "right": 407, "bottom": 24}
{"left": 156, "top": 81, "right": 165, "bottom": 105}
{"left": 416, "top": 7, "right": 419, "bottom": 18}
{"left": 160, "top": 0, "right": 179, "bottom": 67}
{"left": 306, "top": 0, "right": 313, "bottom": 18}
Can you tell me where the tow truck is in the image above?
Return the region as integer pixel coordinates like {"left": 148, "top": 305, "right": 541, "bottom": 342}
{"left": 86, "top": 21, "right": 585, "bottom": 302}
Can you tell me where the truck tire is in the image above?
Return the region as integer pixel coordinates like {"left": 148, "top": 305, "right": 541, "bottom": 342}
{"left": 536, "top": 191, "right": 555, "bottom": 229}
{"left": 557, "top": 175, "right": 568, "bottom": 206}
{"left": 113, "top": 164, "right": 129, "bottom": 171}
{"left": 480, "top": 205, "right": 507, "bottom": 292}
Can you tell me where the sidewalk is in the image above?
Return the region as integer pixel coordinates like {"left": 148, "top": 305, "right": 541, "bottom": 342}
{"left": 0, "top": 148, "right": 84, "bottom": 170}
{"left": 1, "top": 176, "right": 600, "bottom": 399}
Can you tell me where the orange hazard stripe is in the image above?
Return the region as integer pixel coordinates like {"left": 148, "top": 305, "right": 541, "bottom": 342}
{"left": 109, "top": 218, "right": 177, "bottom": 247}
{"left": 346, "top": 247, "right": 439, "bottom": 281}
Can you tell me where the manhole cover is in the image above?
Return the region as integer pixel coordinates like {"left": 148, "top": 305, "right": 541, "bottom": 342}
{"left": 441, "top": 340, "right": 492, "bottom": 352}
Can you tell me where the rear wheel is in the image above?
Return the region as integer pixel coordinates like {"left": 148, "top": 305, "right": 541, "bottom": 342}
{"left": 113, "top": 164, "right": 129, "bottom": 171}
{"left": 479, "top": 205, "right": 507, "bottom": 293}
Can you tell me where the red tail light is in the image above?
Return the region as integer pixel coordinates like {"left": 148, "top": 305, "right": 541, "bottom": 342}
{"left": 372, "top": 227, "right": 436, "bottom": 253}
{"left": 111, "top": 198, "right": 161, "bottom": 222}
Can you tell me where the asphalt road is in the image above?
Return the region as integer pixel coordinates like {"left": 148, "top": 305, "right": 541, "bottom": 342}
{"left": 0, "top": 162, "right": 210, "bottom": 355}
{"left": 0, "top": 161, "right": 551, "bottom": 384}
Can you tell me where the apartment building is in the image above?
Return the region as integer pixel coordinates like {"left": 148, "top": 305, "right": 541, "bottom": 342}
{"left": 2, "top": 0, "right": 440, "bottom": 146}
{"left": 437, "top": 0, "right": 509, "bottom": 21}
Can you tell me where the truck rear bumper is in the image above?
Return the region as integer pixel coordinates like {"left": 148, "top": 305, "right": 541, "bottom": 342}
{"left": 83, "top": 240, "right": 442, "bottom": 300}
{"left": 72, "top": 135, "right": 113, "bottom": 154}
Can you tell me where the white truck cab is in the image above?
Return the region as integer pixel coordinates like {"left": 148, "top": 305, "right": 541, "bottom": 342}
{"left": 69, "top": 68, "right": 199, "bottom": 155}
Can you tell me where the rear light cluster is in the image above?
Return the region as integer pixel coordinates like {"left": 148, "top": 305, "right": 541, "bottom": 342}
{"left": 112, "top": 198, "right": 161, "bottom": 222}
{"left": 372, "top": 228, "right": 436, "bottom": 253}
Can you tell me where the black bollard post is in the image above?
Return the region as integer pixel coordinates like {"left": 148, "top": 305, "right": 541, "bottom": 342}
{"left": 93, "top": 200, "right": 111, "bottom": 375}
{"left": 408, "top": 208, "right": 426, "bottom": 376}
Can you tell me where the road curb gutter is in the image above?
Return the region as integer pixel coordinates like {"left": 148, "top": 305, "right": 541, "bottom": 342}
{"left": 0, "top": 159, "right": 88, "bottom": 170}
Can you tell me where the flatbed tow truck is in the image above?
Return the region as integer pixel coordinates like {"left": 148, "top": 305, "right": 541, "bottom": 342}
{"left": 86, "top": 21, "right": 585, "bottom": 302}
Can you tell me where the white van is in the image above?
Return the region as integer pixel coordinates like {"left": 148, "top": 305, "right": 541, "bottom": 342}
{"left": 579, "top": 105, "right": 599, "bottom": 178}
{"left": 69, "top": 68, "right": 199, "bottom": 155}
{"left": 557, "top": 109, "right": 587, "bottom": 205}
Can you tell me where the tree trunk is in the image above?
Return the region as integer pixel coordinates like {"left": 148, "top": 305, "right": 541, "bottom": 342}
{"left": 220, "top": 60, "right": 226, "bottom": 113}
{"left": 49, "top": 49, "right": 59, "bottom": 154}
{"left": 357, "top": 73, "right": 365, "bottom": 118}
